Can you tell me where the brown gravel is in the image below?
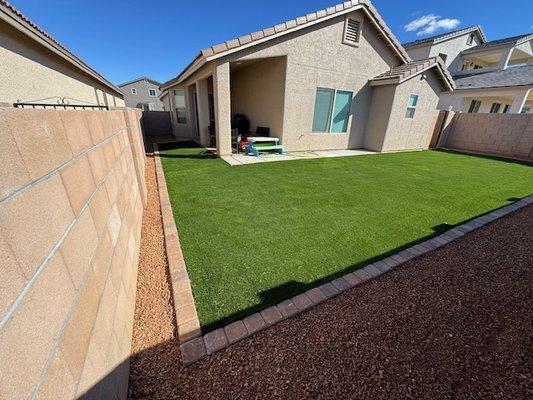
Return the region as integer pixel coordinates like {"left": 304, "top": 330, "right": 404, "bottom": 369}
{"left": 129, "top": 149, "right": 533, "bottom": 399}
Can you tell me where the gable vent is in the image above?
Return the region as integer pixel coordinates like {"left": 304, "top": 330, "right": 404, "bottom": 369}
{"left": 344, "top": 18, "right": 361, "bottom": 45}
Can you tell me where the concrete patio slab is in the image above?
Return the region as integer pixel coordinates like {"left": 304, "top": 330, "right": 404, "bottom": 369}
{"left": 221, "top": 148, "right": 377, "bottom": 166}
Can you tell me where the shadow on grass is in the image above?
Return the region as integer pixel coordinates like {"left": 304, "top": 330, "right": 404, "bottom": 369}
{"left": 201, "top": 197, "right": 531, "bottom": 332}
{"left": 435, "top": 149, "right": 533, "bottom": 167}
{"left": 156, "top": 141, "right": 218, "bottom": 160}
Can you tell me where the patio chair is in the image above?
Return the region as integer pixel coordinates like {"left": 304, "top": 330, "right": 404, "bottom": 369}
{"left": 256, "top": 126, "right": 270, "bottom": 137}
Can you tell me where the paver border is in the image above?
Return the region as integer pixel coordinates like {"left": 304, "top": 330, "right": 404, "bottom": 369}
{"left": 153, "top": 142, "right": 533, "bottom": 365}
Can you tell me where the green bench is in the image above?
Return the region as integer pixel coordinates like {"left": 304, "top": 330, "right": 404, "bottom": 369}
{"left": 247, "top": 143, "right": 284, "bottom": 157}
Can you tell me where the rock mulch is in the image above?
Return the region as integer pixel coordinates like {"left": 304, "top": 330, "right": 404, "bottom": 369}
{"left": 128, "top": 147, "right": 533, "bottom": 399}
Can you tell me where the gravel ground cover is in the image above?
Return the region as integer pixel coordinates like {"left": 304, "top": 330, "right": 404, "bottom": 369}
{"left": 129, "top": 146, "right": 533, "bottom": 400}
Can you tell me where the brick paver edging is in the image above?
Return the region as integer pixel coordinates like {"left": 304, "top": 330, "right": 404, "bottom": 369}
{"left": 153, "top": 142, "right": 202, "bottom": 344}
{"left": 153, "top": 146, "right": 533, "bottom": 366}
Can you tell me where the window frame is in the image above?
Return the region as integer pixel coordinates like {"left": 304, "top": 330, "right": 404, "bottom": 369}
{"left": 173, "top": 89, "right": 188, "bottom": 124}
{"left": 468, "top": 99, "right": 482, "bottom": 113}
{"left": 438, "top": 53, "right": 448, "bottom": 63}
{"left": 130, "top": 88, "right": 137, "bottom": 94}
{"left": 405, "top": 93, "right": 419, "bottom": 119}
{"left": 311, "top": 87, "right": 353, "bottom": 134}
{"left": 520, "top": 107, "right": 530, "bottom": 114}
{"left": 503, "top": 104, "right": 511, "bottom": 113}
{"left": 148, "top": 89, "right": 157, "bottom": 97}
{"left": 467, "top": 33, "right": 475, "bottom": 45}
{"left": 489, "top": 103, "right": 501, "bottom": 113}
{"left": 148, "top": 103, "right": 155, "bottom": 111}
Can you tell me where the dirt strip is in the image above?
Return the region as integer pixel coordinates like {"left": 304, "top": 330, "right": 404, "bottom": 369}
{"left": 129, "top": 148, "right": 533, "bottom": 399}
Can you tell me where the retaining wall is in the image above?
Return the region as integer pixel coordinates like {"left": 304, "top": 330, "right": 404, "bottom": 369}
{"left": 0, "top": 107, "right": 146, "bottom": 399}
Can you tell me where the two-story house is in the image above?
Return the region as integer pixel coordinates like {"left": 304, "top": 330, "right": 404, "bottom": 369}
{"left": 118, "top": 76, "right": 164, "bottom": 111}
{"left": 404, "top": 27, "right": 533, "bottom": 114}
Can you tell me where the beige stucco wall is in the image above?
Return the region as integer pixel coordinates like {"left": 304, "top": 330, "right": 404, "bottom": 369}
{"left": 222, "top": 9, "right": 401, "bottom": 152}
{"left": 439, "top": 87, "right": 533, "bottom": 113}
{"left": 363, "top": 83, "right": 395, "bottom": 150}
{"left": 168, "top": 9, "right": 403, "bottom": 153}
{"left": 0, "top": 22, "right": 124, "bottom": 107}
{"left": 381, "top": 71, "right": 442, "bottom": 151}
{"left": 406, "top": 32, "right": 482, "bottom": 74}
{"left": 230, "top": 57, "right": 286, "bottom": 137}
{"left": 441, "top": 112, "right": 533, "bottom": 159}
{"left": 0, "top": 107, "right": 146, "bottom": 399}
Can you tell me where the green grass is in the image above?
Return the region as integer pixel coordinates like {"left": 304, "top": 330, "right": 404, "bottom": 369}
{"left": 159, "top": 143, "right": 532, "bottom": 330}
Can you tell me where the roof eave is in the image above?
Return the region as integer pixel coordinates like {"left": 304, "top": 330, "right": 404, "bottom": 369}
{"left": 162, "top": 1, "right": 411, "bottom": 90}
{"left": 0, "top": 3, "right": 124, "bottom": 98}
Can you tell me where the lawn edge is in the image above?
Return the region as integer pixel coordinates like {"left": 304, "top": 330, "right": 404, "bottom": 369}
{"left": 154, "top": 144, "right": 533, "bottom": 366}
{"left": 153, "top": 142, "right": 203, "bottom": 346}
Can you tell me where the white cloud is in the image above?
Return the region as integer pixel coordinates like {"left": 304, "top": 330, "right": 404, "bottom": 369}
{"left": 404, "top": 14, "right": 461, "bottom": 36}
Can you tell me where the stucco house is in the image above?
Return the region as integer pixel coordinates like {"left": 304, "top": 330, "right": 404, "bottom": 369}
{"left": 405, "top": 27, "right": 533, "bottom": 114}
{"left": 161, "top": 0, "right": 454, "bottom": 156}
{"left": 0, "top": 0, "right": 124, "bottom": 108}
{"left": 118, "top": 76, "right": 164, "bottom": 111}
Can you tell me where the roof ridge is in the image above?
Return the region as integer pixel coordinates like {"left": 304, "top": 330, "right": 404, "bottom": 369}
{"left": 162, "top": 0, "right": 411, "bottom": 89}
{"left": 403, "top": 25, "right": 485, "bottom": 48}
{"left": 118, "top": 76, "right": 162, "bottom": 87}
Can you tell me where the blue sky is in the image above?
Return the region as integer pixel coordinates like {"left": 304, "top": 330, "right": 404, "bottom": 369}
{"left": 11, "top": 0, "right": 532, "bottom": 85}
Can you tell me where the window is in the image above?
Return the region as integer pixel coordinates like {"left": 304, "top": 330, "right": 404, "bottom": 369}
{"left": 173, "top": 89, "right": 187, "bottom": 124}
{"left": 521, "top": 107, "right": 530, "bottom": 114}
{"left": 489, "top": 103, "right": 501, "bottom": 113}
{"left": 343, "top": 18, "right": 361, "bottom": 46}
{"left": 467, "top": 33, "right": 475, "bottom": 45}
{"left": 131, "top": 88, "right": 137, "bottom": 94}
{"left": 468, "top": 99, "right": 481, "bottom": 113}
{"left": 438, "top": 53, "right": 448, "bottom": 63}
{"left": 405, "top": 94, "right": 419, "bottom": 119}
{"left": 148, "top": 103, "right": 155, "bottom": 111}
{"left": 149, "top": 89, "right": 157, "bottom": 97}
{"left": 312, "top": 88, "right": 353, "bottom": 133}
{"left": 503, "top": 104, "right": 511, "bottom": 113}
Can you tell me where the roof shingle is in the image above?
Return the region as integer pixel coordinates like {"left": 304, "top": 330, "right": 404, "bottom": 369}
{"left": 403, "top": 26, "right": 486, "bottom": 48}
{"left": 453, "top": 66, "right": 533, "bottom": 90}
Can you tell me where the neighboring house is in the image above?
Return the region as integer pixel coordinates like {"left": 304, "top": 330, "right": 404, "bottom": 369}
{"left": 405, "top": 27, "right": 533, "bottom": 114}
{"left": 118, "top": 76, "right": 164, "bottom": 111}
{"left": 0, "top": 0, "right": 124, "bottom": 107}
{"left": 161, "top": 0, "right": 454, "bottom": 156}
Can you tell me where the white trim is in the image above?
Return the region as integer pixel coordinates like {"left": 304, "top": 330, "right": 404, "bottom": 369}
{"left": 405, "top": 93, "right": 419, "bottom": 119}
{"left": 131, "top": 88, "right": 137, "bottom": 94}
{"left": 148, "top": 89, "right": 157, "bottom": 97}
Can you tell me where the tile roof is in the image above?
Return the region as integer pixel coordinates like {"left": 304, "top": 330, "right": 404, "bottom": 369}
{"left": 453, "top": 65, "right": 533, "bottom": 90}
{"left": 0, "top": 0, "right": 123, "bottom": 96}
{"left": 162, "top": 0, "right": 411, "bottom": 89}
{"left": 371, "top": 57, "right": 455, "bottom": 90}
{"left": 403, "top": 25, "right": 486, "bottom": 48}
{"left": 461, "top": 33, "right": 533, "bottom": 54}
{"left": 118, "top": 76, "right": 162, "bottom": 87}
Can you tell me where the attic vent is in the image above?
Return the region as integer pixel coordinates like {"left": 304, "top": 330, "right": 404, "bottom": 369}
{"left": 343, "top": 18, "right": 361, "bottom": 45}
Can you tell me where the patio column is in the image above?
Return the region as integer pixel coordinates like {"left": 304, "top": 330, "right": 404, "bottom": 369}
{"left": 497, "top": 47, "right": 513, "bottom": 70}
{"left": 509, "top": 88, "right": 531, "bottom": 113}
{"left": 195, "top": 79, "right": 211, "bottom": 146}
{"left": 213, "top": 62, "right": 232, "bottom": 156}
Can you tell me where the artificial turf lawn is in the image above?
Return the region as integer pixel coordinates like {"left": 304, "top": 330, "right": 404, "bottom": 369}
{"left": 159, "top": 143, "right": 532, "bottom": 330}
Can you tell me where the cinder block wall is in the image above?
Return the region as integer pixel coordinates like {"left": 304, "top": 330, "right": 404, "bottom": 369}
{"left": 441, "top": 113, "right": 533, "bottom": 159}
{"left": 0, "top": 107, "right": 146, "bottom": 399}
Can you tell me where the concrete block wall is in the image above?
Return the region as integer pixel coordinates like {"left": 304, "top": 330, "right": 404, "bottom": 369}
{"left": 441, "top": 113, "right": 533, "bottom": 159}
{"left": 0, "top": 107, "right": 146, "bottom": 399}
